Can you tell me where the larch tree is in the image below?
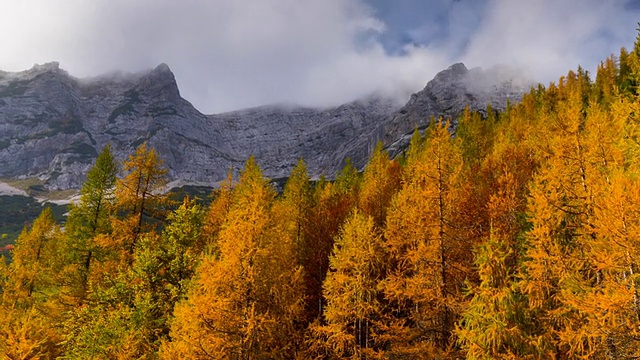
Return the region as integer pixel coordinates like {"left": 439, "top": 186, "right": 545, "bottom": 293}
{"left": 309, "top": 210, "right": 388, "bottom": 359}
{"left": 162, "top": 157, "right": 305, "bottom": 359}
{"left": 517, "top": 72, "right": 618, "bottom": 358}
{"left": 457, "top": 172, "right": 536, "bottom": 359}
{"left": 276, "top": 159, "right": 318, "bottom": 327}
{"left": 382, "top": 120, "right": 470, "bottom": 358}
{"left": 583, "top": 169, "right": 640, "bottom": 358}
{"left": 456, "top": 87, "right": 543, "bottom": 359}
{"left": 4, "top": 208, "right": 62, "bottom": 303}
{"left": 113, "top": 142, "right": 169, "bottom": 264}
{"left": 283, "top": 159, "right": 312, "bottom": 247}
{"left": 548, "top": 76, "right": 640, "bottom": 358}
{"left": 303, "top": 162, "right": 362, "bottom": 321}
{"left": 0, "top": 208, "right": 65, "bottom": 358}
{"left": 357, "top": 142, "right": 402, "bottom": 228}
{"left": 63, "top": 198, "right": 205, "bottom": 359}
{"left": 134, "top": 197, "right": 206, "bottom": 341}
{"left": 201, "top": 170, "right": 234, "bottom": 256}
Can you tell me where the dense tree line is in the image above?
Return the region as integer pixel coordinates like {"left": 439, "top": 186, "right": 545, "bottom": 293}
{"left": 4, "top": 32, "right": 640, "bottom": 359}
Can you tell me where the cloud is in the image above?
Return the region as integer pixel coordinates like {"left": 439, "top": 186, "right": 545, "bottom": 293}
{"left": 0, "top": 0, "right": 639, "bottom": 113}
{"left": 462, "top": 0, "right": 640, "bottom": 85}
{"left": 0, "top": 0, "right": 446, "bottom": 112}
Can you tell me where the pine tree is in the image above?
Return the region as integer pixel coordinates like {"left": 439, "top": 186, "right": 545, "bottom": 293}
{"left": 65, "top": 144, "right": 118, "bottom": 300}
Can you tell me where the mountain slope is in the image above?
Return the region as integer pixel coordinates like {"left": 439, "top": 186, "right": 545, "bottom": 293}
{"left": 0, "top": 62, "right": 531, "bottom": 191}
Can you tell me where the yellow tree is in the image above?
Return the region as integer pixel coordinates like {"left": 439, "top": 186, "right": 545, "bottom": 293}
{"left": 594, "top": 55, "right": 619, "bottom": 106}
{"left": 544, "top": 75, "right": 640, "bottom": 358}
{"left": 275, "top": 159, "right": 321, "bottom": 327}
{"left": 382, "top": 120, "right": 470, "bottom": 357}
{"left": 4, "top": 208, "right": 62, "bottom": 302}
{"left": 358, "top": 142, "right": 402, "bottom": 228}
{"left": 0, "top": 208, "right": 65, "bottom": 358}
{"left": 63, "top": 198, "right": 206, "bottom": 359}
{"left": 456, "top": 84, "right": 544, "bottom": 358}
{"left": 303, "top": 162, "right": 361, "bottom": 321}
{"left": 457, "top": 171, "right": 537, "bottom": 359}
{"left": 162, "top": 157, "right": 305, "bottom": 359}
{"left": 201, "top": 170, "right": 234, "bottom": 255}
{"left": 516, "top": 71, "right": 622, "bottom": 358}
{"left": 455, "top": 107, "right": 501, "bottom": 257}
{"left": 62, "top": 144, "right": 178, "bottom": 359}
{"left": 281, "top": 159, "right": 312, "bottom": 261}
{"left": 580, "top": 169, "right": 640, "bottom": 358}
{"left": 112, "top": 142, "right": 169, "bottom": 264}
{"left": 309, "top": 210, "right": 387, "bottom": 359}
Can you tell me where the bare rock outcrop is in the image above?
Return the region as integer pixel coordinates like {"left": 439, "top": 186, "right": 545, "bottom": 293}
{"left": 0, "top": 62, "right": 532, "bottom": 190}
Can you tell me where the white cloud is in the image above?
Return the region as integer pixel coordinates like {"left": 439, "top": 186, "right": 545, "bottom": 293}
{"left": 462, "top": 0, "right": 639, "bottom": 85}
{"left": 0, "top": 0, "right": 451, "bottom": 112}
{"left": 0, "top": 0, "right": 638, "bottom": 113}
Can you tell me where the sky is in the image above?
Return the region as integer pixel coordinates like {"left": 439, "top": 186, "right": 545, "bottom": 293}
{"left": 1, "top": 0, "right": 639, "bottom": 113}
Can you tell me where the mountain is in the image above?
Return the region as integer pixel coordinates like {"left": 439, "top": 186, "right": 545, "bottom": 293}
{"left": 0, "top": 62, "right": 532, "bottom": 191}
{"left": 384, "top": 63, "right": 531, "bottom": 156}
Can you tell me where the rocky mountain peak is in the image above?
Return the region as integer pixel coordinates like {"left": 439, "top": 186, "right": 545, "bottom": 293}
{"left": 0, "top": 62, "right": 532, "bottom": 192}
{"left": 153, "top": 63, "right": 171, "bottom": 73}
{"left": 0, "top": 61, "right": 68, "bottom": 85}
{"left": 383, "top": 62, "right": 533, "bottom": 156}
{"left": 433, "top": 62, "right": 468, "bottom": 81}
{"left": 134, "top": 63, "right": 181, "bottom": 100}
{"left": 31, "top": 61, "right": 61, "bottom": 72}
{"left": 21, "top": 62, "right": 64, "bottom": 79}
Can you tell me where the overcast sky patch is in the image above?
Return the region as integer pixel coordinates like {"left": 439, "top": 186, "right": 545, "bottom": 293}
{"left": 0, "top": 0, "right": 638, "bottom": 113}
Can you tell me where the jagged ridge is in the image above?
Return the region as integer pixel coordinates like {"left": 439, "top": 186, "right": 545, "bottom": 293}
{"left": 0, "top": 62, "right": 532, "bottom": 190}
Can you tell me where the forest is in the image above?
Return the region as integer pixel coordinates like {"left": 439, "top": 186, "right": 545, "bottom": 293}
{"left": 3, "top": 33, "right": 640, "bottom": 360}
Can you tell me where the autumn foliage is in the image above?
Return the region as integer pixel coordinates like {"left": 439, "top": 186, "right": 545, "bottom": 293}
{"left": 5, "top": 31, "right": 640, "bottom": 359}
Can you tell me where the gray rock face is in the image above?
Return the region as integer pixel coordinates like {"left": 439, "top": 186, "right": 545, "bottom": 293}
{"left": 383, "top": 63, "right": 533, "bottom": 157}
{"left": 0, "top": 62, "right": 531, "bottom": 190}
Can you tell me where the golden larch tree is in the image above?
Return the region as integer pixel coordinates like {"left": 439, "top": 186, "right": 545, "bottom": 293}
{"left": 382, "top": 120, "right": 470, "bottom": 357}
{"left": 162, "top": 157, "right": 305, "bottom": 359}
{"left": 309, "top": 210, "right": 388, "bottom": 359}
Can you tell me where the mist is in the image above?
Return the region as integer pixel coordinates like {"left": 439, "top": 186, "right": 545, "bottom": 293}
{"left": 0, "top": 0, "right": 638, "bottom": 113}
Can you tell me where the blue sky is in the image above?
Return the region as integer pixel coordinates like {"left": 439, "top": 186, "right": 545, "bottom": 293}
{"left": 1, "top": 0, "right": 639, "bottom": 113}
{"left": 367, "top": 0, "right": 485, "bottom": 54}
{"left": 368, "top": 0, "right": 640, "bottom": 68}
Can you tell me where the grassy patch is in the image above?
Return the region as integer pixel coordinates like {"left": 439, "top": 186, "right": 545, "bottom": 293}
{"left": 2, "top": 177, "right": 77, "bottom": 200}
{"left": 3, "top": 177, "right": 45, "bottom": 193}
{"left": 43, "top": 189, "right": 78, "bottom": 201}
